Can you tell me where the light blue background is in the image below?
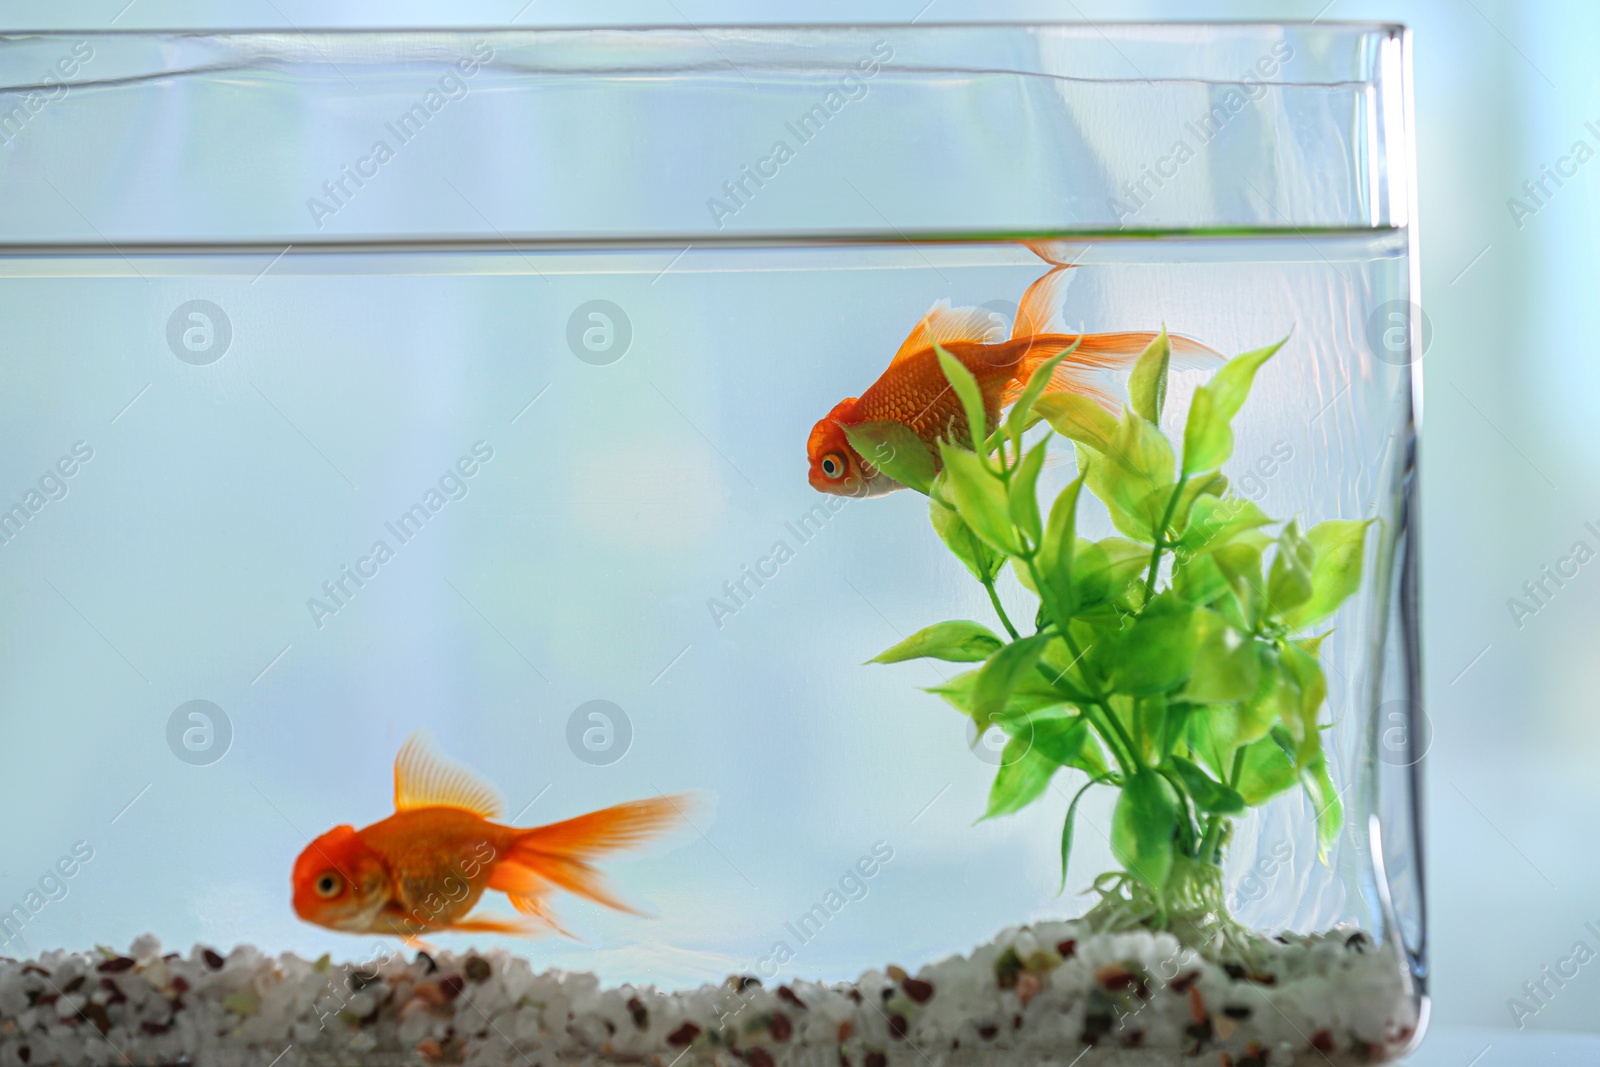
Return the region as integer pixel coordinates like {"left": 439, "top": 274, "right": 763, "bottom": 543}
{"left": 1, "top": 0, "right": 1595, "bottom": 1051}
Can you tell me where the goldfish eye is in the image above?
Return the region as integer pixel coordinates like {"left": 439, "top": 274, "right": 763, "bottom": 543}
{"left": 820, "top": 453, "right": 847, "bottom": 480}
{"left": 315, "top": 872, "right": 344, "bottom": 898}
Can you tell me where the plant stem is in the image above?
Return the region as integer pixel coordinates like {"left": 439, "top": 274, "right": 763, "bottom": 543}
{"left": 982, "top": 575, "right": 1021, "bottom": 641}
{"left": 1142, "top": 476, "right": 1190, "bottom": 602}
{"left": 1200, "top": 747, "right": 1249, "bottom": 865}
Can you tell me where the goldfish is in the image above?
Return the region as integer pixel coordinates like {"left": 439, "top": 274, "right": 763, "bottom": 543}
{"left": 806, "top": 255, "right": 1216, "bottom": 497}
{"left": 292, "top": 733, "right": 690, "bottom": 940}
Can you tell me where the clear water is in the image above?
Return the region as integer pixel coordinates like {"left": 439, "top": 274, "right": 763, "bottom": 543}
{"left": 0, "top": 230, "right": 1413, "bottom": 988}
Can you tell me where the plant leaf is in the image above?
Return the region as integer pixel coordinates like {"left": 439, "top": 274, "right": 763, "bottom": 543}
{"left": 1173, "top": 496, "right": 1275, "bottom": 557}
{"left": 1008, "top": 439, "right": 1050, "bottom": 548}
{"left": 1235, "top": 734, "right": 1299, "bottom": 806}
{"left": 1278, "top": 638, "right": 1328, "bottom": 762}
{"left": 1075, "top": 538, "right": 1150, "bottom": 609}
{"left": 1172, "top": 551, "right": 1230, "bottom": 605}
{"left": 870, "top": 620, "right": 1004, "bottom": 664}
{"left": 934, "top": 344, "right": 992, "bottom": 455}
{"left": 1035, "top": 471, "right": 1087, "bottom": 622}
{"left": 982, "top": 741, "right": 1056, "bottom": 819}
{"left": 1208, "top": 337, "right": 1287, "bottom": 422}
{"left": 1112, "top": 600, "right": 1199, "bottom": 696}
{"left": 1181, "top": 385, "right": 1233, "bottom": 475}
{"left": 1301, "top": 752, "right": 1343, "bottom": 859}
{"left": 930, "top": 474, "right": 1001, "bottom": 582}
{"left": 1266, "top": 521, "right": 1316, "bottom": 616}
{"left": 1180, "top": 610, "right": 1262, "bottom": 703}
{"left": 1282, "top": 519, "right": 1372, "bottom": 631}
{"left": 1128, "top": 327, "right": 1172, "bottom": 425}
{"left": 841, "top": 421, "right": 936, "bottom": 495}
{"left": 1111, "top": 769, "right": 1178, "bottom": 892}
{"left": 1031, "top": 716, "right": 1109, "bottom": 778}
{"left": 1059, "top": 777, "right": 1099, "bottom": 892}
{"left": 1169, "top": 755, "right": 1247, "bottom": 815}
{"left": 1036, "top": 393, "right": 1117, "bottom": 454}
{"left": 1006, "top": 341, "right": 1081, "bottom": 445}
{"left": 938, "top": 441, "right": 1022, "bottom": 555}
{"left": 972, "top": 634, "right": 1052, "bottom": 724}
{"left": 1087, "top": 412, "right": 1175, "bottom": 539}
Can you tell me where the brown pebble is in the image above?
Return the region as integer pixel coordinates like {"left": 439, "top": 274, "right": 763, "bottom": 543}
{"left": 847, "top": 988, "right": 863, "bottom": 1004}
{"left": 439, "top": 975, "right": 465, "bottom": 1000}
{"left": 16, "top": 1047, "right": 28, "bottom": 1064}
{"left": 79, "top": 1002, "right": 112, "bottom": 1035}
{"left": 885, "top": 964, "right": 908, "bottom": 982}
{"left": 769, "top": 1011, "right": 792, "bottom": 1042}
{"left": 864, "top": 1053, "right": 886, "bottom": 1067}
{"left": 140, "top": 1022, "right": 171, "bottom": 1035}
{"left": 410, "top": 983, "right": 447, "bottom": 1008}
{"left": 1169, "top": 970, "right": 1200, "bottom": 993}
{"left": 202, "top": 948, "right": 225, "bottom": 970}
{"left": 837, "top": 1020, "right": 854, "bottom": 1042}
{"left": 1120, "top": 1029, "right": 1144, "bottom": 1048}
{"left": 746, "top": 1048, "right": 774, "bottom": 1067}
{"left": 667, "top": 1022, "right": 701, "bottom": 1047}
{"left": 1094, "top": 964, "right": 1135, "bottom": 991}
{"left": 901, "top": 977, "right": 933, "bottom": 1003}
{"left": 1056, "top": 939, "right": 1077, "bottom": 959}
{"left": 1311, "top": 1030, "right": 1335, "bottom": 1052}
{"left": 463, "top": 956, "right": 491, "bottom": 983}
{"left": 888, "top": 1014, "right": 908, "bottom": 1039}
{"left": 1016, "top": 971, "right": 1041, "bottom": 1006}
{"left": 1012, "top": 1012, "right": 1022, "bottom": 1029}
{"left": 171, "top": 975, "right": 190, "bottom": 995}
{"left": 1188, "top": 985, "right": 1207, "bottom": 1025}
{"left": 977, "top": 1023, "right": 998, "bottom": 1040}
{"left": 97, "top": 957, "right": 135, "bottom": 974}
{"left": 777, "top": 985, "right": 807, "bottom": 1010}
{"left": 62, "top": 975, "right": 85, "bottom": 994}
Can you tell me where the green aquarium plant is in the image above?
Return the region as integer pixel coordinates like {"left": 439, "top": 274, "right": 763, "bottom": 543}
{"left": 846, "top": 334, "right": 1370, "bottom": 959}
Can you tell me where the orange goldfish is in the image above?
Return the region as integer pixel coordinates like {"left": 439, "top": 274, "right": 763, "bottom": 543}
{"left": 292, "top": 733, "right": 689, "bottom": 940}
{"left": 806, "top": 262, "right": 1216, "bottom": 497}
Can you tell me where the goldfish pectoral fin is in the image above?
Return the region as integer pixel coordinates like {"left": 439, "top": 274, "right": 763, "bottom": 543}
{"left": 392, "top": 731, "right": 504, "bottom": 819}
{"left": 890, "top": 299, "right": 1007, "bottom": 368}
{"left": 508, "top": 893, "right": 585, "bottom": 940}
{"left": 438, "top": 916, "right": 545, "bottom": 938}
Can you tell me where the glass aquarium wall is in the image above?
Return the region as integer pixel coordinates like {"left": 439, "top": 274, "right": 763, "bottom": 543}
{"left": 0, "top": 24, "right": 1421, "bottom": 1067}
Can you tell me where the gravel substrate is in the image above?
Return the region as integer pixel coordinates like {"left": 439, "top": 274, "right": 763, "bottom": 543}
{"left": 0, "top": 924, "right": 1418, "bottom": 1066}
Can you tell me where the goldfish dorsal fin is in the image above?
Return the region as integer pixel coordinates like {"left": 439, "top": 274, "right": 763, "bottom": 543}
{"left": 890, "top": 300, "right": 1007, "bottom": 367}
{"left": 393, "top": 731, "right": 503, "bottom": 819}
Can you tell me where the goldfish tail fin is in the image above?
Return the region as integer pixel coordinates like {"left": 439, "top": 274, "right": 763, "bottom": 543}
{"left": 1023, "top": 239, "right": 1089, "bottom": 269}
{"left": 1011, "top": 267, "right": 1073, "bottom": 339}
{"left": 1004, "top": 331, "right": 1222, "bottom": 413}
{"left": 493, "top": 793, "right": 696, "bottom": 917}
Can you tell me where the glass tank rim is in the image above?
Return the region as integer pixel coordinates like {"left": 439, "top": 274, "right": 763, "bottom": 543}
{"left": 0, "top": 21, "right": 1408, "bottom": 34}
{"left": 0, "top": 226, "right": 1410, "bottom": 256}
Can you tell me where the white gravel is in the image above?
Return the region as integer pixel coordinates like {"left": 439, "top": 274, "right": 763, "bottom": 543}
{"left": 0, "top": 923, "right": 1418, "bottom": 1066}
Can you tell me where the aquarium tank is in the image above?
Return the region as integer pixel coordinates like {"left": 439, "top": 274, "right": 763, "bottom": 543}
{"left": 0, "top": 22, "right": 1423, "bottom": 1067}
